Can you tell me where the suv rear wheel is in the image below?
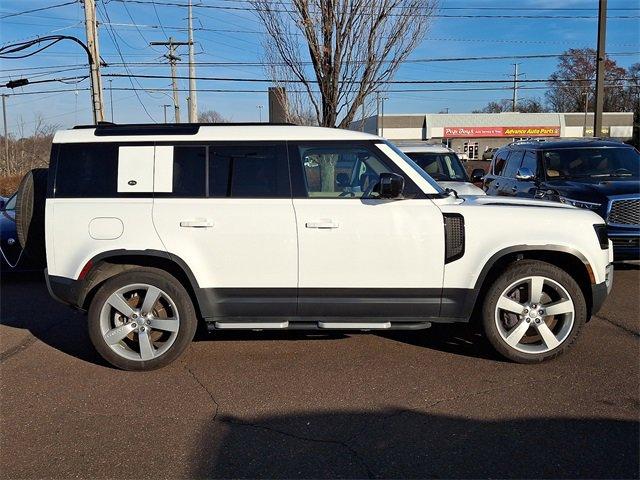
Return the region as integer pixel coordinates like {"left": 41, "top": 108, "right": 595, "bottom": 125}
{"left": 482, "top": 260, "right": 586, "bottom": 363}
{"left": 88, "top": 269, "right": 197, "bottom": 370}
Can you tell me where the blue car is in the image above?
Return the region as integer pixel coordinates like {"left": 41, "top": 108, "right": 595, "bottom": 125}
{"left": 1, "top": 192, "right": 42, "bottom": 272}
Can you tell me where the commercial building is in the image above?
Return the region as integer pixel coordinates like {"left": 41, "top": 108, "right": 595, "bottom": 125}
{"left": 351, "top": 112, "right": 634, "bottom": 159}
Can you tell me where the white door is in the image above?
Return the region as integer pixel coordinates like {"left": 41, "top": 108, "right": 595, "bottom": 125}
{"left": 152, "top": 143, "right": 298, "bottom": 318}
{"left": 291, "top": 143, "right": 445, "bottom": 317}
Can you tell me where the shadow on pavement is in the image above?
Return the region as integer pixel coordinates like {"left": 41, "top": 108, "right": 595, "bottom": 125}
{"left": 191, "top": 410, "right": 639, "bottom": 479}
{"left": 1, "top": 274, "right": 502, "bottom": 367}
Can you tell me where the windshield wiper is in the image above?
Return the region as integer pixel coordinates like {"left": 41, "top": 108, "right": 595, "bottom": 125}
{"left": 590, "top": 173, "right": 633, "bottom": 177}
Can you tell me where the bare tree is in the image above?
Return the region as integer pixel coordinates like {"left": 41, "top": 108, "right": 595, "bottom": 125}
{"left": 252, "top": 0, "right": 438, "bottom": 128}
{"left": 545, "top": 48, "right": 628, "bottom": 113}
{"left": 472, "top": 97, "right": 548, "bottom": 114}
{"left": 199, "top": 109, "right": 229, "bottom": 123}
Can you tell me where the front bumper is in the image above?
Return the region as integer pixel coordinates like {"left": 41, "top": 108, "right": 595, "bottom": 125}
{"left": 591, "top": 263, "right": 614, "bottom": 316}
{"left": 607, "top": 226, "right": 639, "bottom": 261}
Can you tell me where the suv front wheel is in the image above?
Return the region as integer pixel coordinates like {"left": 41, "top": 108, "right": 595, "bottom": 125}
{"left": 88, "top": 269, "right": 197, "bottom": 370}
{"left": 482, "top": 260, "right": 587, "bottom": 363}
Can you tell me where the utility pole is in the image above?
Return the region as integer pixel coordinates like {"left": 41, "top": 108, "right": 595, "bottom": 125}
{"left": 187, "top": 0, "right": 198, "bottom": 122}
{"left": 593, "top": 0, "right": 607, "bottom": 137}
{"left": 150, "top": 37, "right": 190, "bottom": 123}
{"left": 380, "top": 96, "right": 389, "bottom": 138}
{"left": 511, "top": 63, "right": 524, "bottom": 112}
{"left": 162, "top": 104, "right": 171, "bottom": 123}
{"left": 582, "top": 90, "right": 590, "bottom": 136}
{"left": 2, "top": 95, "right": 8, "bottom": 168}
{"left": 83, "top": 0, "right": 105, "bottom": 123}
{"left": 108, "top": 79, "right": 114, "bottom": 122}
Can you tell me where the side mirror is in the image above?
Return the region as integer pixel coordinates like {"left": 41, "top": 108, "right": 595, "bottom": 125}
{"left": 515, "top": 167, "right": 536, "bottom": 181}
{"left": 470, "top": 168, "right": 485, "bottom": 183}
{"left": 378, "top": 172, "right": 404, "bottom": 199}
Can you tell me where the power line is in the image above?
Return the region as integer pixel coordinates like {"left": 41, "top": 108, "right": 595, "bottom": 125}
{"left": 106, "top": 0, "right": 640, "bottom": 19}
{"left": 100, "top": 72, "right": 638, "bottom": 85}
{"left": 0, "top": 1, "right": 79, "bottom": 20}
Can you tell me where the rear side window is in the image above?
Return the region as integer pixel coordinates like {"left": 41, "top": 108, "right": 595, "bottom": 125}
{"left": 502, "top": 150, "right": 524, "bottom": 178}
{"left": 173, "top": 146, "right": 206, "bottom": 197}
{"left": 208, "top": 144, "right": 289, "bottom": 198}
{"left": 55, "top": 143, "right": 118, "bottom": 197}
{"left": 492, "top": 150, "right": 509, "bottom": 176}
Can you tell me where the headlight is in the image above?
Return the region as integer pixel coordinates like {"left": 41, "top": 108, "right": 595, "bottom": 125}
{"left": 559, "top": 196, "right": 601, "bottom": 210}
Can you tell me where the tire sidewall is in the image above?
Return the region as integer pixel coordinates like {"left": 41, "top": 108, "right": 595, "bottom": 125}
{"left": 482, "top": 260, "right": 587, "bottom": 363}
{"left": 88, "top": 269, "right": 197, "bottom": 371}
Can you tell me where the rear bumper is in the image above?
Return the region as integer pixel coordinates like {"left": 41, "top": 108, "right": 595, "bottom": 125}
{"left": 45, "top": 269, "right": 83, "bottom": 309}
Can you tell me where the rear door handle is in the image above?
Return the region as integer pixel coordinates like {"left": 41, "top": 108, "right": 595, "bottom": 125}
{"left": 180, "top": 219, "right": 214, "bottom": 228}
{"left": 305, "top": 221, "right": 339, "bottom": 229}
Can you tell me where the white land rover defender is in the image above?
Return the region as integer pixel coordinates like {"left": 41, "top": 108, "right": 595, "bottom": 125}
{"left": 18, "top": 123, "right": 613, "bottom": 370}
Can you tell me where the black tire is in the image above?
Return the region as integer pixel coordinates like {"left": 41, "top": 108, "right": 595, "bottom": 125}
{"left": 88, "top": 268, "right": 197, "bottom": 371}
{"left": 15, "top": 168, "right": 48, "bottom": 264}
{"left": 482, "top": 260, "right": 587, "bottom": 364}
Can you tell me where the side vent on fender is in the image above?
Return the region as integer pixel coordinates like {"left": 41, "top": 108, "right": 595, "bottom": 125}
{"left": 443, "top": 213, "right": 465, "bottom": 264}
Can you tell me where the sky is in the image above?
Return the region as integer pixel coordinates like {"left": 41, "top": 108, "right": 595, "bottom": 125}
{"left": 0, "top": 0, "right": 639, "bottom": 135}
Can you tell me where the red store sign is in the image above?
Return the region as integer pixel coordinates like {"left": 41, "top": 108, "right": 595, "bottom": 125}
{"left": 444, "top": 126, "right": 560, "bottom": 138}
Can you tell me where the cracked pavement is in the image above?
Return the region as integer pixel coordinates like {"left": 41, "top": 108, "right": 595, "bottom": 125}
{"left": 1, "top": 266, "right": 638, "bottom": 479}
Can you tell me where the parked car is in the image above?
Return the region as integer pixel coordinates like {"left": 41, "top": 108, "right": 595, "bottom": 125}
{"left": 482, "top": 147, "right": 498, "bottom": 160}
{"left": 483, "top": 139, "right": 639, "bottom": 260}
{"left": 397, "top": 143, "right": 485, "bottom": 195}
{"left": 0, "top": 170, "right": 48, "bottom": 272}
{"left": 27, "top": 123, "right": 613, "bottom": 370}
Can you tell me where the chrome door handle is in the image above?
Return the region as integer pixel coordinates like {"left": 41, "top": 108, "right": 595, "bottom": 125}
{"left": 305, "top": 221, "right": 339, "bottom": 229}
{"left": 180, "top": 219, "right": 214, "bottom": 228}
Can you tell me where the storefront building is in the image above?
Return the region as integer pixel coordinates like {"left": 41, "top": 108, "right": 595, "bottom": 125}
{"left": 351, "top": 112, "right": 633, "bottom": 159}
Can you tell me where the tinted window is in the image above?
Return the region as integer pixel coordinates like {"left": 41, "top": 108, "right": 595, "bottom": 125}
{"left": 298, "top": 145, "right": 391, "bottom": 198}
{"left": 209, "top": 145, "right": 289, "bottom": 198}
{"left": 521, "top": 150, "right": 538, "bottom": 175}
{"left": 542, "top": 147, "right": 640, "bottom": 179}
{"left": 502, "top": 150, "right": 524, "bottom": 178}
{"left": 493, "top": 151, "right": 509, "bottom": 176}
{"left": 56, "top": 143, "right": 118, "bottom": 197}
{"left": 173, "top": 146, "right": 206, "bottom": 197}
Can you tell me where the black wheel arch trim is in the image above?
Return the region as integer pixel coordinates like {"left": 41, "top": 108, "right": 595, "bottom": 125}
{"left": 440, "top": 244, "right": 595, "bottom": 320}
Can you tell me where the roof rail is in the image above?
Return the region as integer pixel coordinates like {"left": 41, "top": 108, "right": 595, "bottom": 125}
{"left": 72, "top": 122, "right": 297, "bottom": 137}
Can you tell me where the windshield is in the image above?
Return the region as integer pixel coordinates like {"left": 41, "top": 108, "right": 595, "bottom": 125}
{"left": 383, "top": 142, "right": 445, "bottom": 194}
{"left": 543, "top": 147, "right": 640, "bottom": 180}
{"left": 3, "top": 194, "right": 16, "bottom": 210}
{"left": 403, "top": 152, "right": 469, "bottom": 181}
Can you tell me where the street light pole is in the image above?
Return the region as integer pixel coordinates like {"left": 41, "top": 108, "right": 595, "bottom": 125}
{"left": 162, "top": 104, "right": 171, "bottom": 123}
{"left": 108, "top": 79, "right": 114, "bottom": 122}
{"left": 593, "top": 0, "right": 607, "bottom": 137}
{"left": 257, "top": 105, "right": 263, "bottom": 122}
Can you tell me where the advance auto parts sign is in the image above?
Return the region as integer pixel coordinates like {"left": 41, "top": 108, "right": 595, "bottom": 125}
{"left": 444, "top": 126, "right": 560, "bottom": 138}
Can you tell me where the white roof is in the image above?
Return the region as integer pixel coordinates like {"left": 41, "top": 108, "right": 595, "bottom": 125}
{"left": 397, "top": 144, "right": 452, "bottom": 153}
{"left": 53, "top": 125, "right": 382, "bottom": 143}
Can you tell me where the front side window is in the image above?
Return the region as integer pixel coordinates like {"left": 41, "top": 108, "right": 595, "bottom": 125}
{"left": 543, "top": 147, "right": 640, "bottom": 179}
{"left": 298, "top": 145, "right": 391, "bottom": 198}
{"left": 209, "top": 144, "right": 289, "bottom": 198}
{"left": 520, "top": 150, "right": 538, "bottom": 175}
{"left": 502, "top": 151, "right": 524, "bottom": 178}
{"left": 404, "top": 152, "right": 468, "bottom": 181}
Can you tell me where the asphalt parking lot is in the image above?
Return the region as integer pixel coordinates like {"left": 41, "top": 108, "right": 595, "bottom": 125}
{"left": 1, "top": 266, "right": 639, "bottom": 479}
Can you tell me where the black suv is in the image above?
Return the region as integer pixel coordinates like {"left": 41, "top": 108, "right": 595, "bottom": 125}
{"left": 483, "top": 139, "right": 639, "bottom": 260}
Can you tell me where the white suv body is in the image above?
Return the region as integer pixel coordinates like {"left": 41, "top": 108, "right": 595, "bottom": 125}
{"left": 42, "top": 124, "right": 613, "bottom": 370}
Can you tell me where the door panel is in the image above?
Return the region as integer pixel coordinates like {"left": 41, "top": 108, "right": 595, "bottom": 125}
{"left": 293, "top": 198, "right": 445, "bottom": 316}
{"left": 151, "top": 143, "right": 298, "bottom": 317}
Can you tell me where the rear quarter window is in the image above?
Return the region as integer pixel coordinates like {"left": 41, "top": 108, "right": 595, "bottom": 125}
{"left": 55, "top": 143, "right": 119, "bottom": 197}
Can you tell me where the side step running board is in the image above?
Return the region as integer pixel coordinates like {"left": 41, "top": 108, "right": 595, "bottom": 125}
{"left": 318, "top": 321, "right": 391, "bottom": 329}
{"left": 214, "top": 321, "right": 289, "bottom": 329}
